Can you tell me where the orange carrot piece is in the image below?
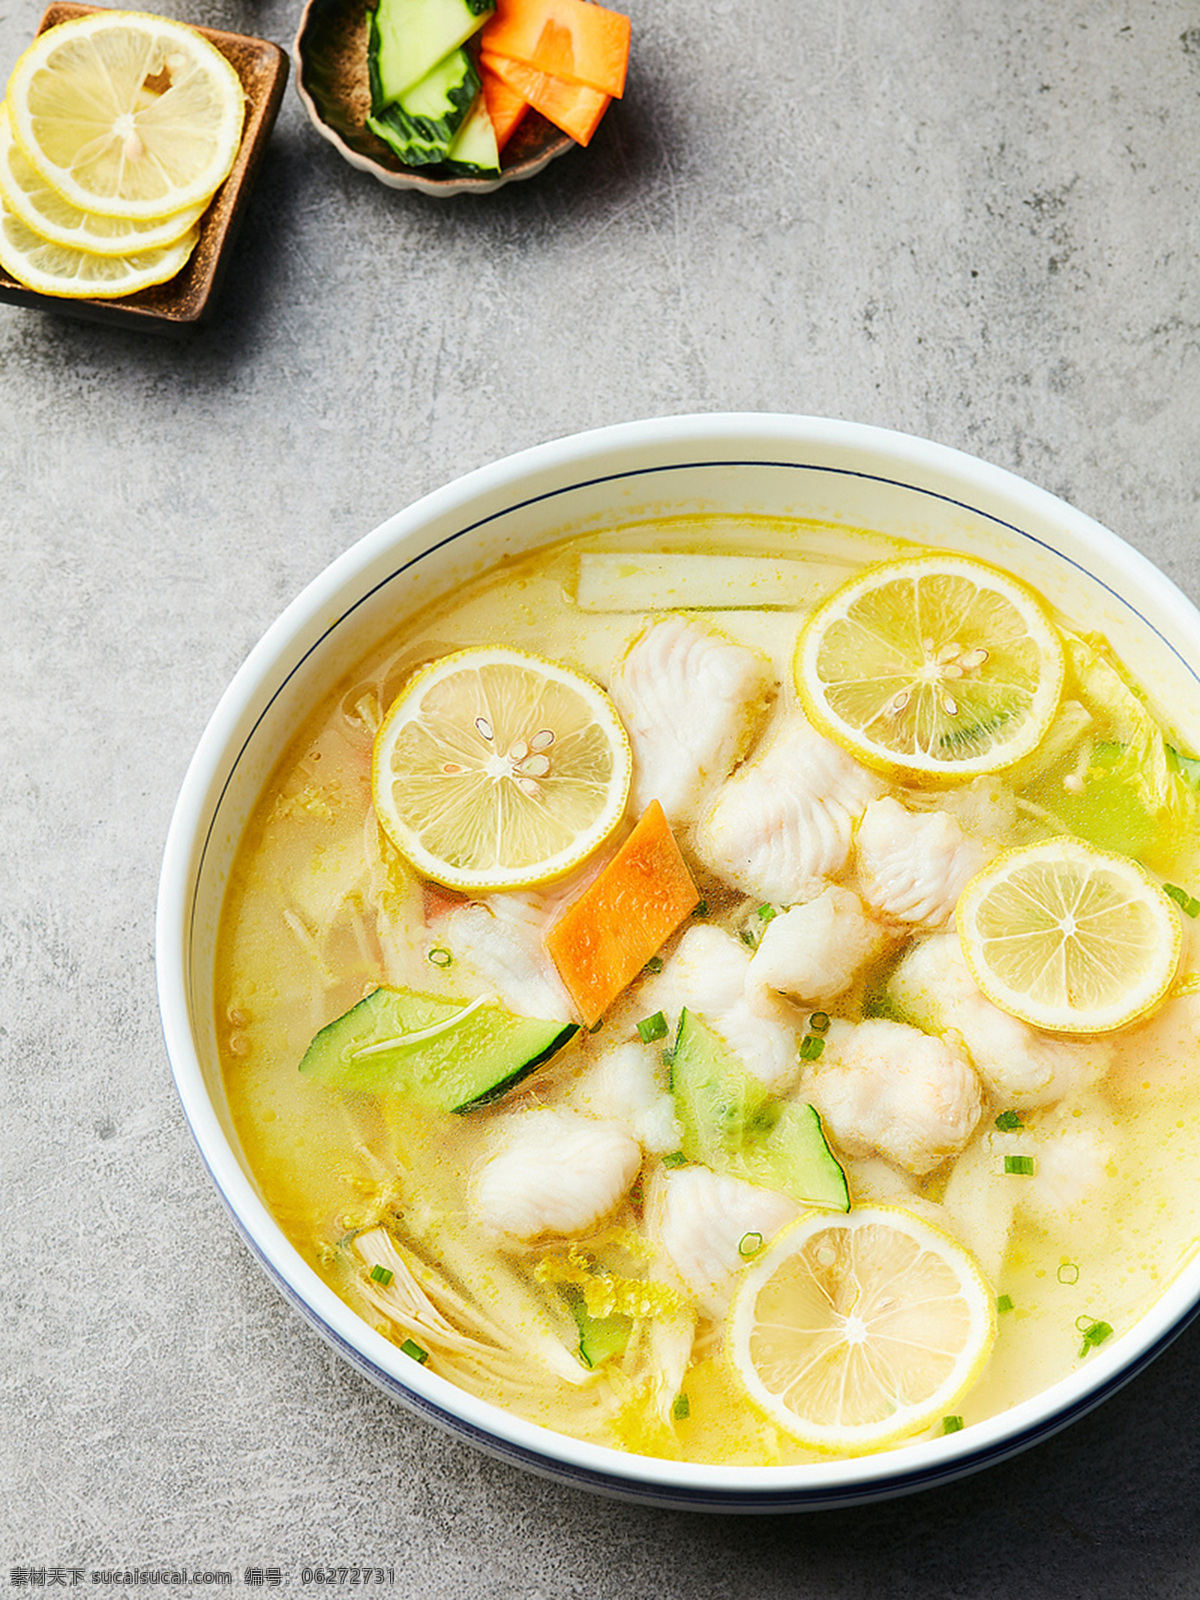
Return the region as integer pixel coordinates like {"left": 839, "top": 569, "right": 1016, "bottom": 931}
{"left": 480, "top": 65, "right": 530, "bottom": 152}
{"left": 545, "top": 801, "right": 701, "bottom": 1028}
{"left": 480, "top": 0, "right": 630, "bottom": 98}
{"left": 480, "top": 50, "right": 610, "bottom": 145}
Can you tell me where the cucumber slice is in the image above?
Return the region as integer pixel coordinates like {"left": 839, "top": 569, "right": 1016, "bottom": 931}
{"left": 299, "top": 987, "right": 577, "bottom": 1112}
{"left": 371, "top": 0, "right": 492, "bottom": 103}
{"left": 671, "top": 1009, "right": 848, "bottom": 1210}
{"left": 444, "top": 90, "right": 500, "bottom": 175}
{"left": 367, "top": 27, "right": 480, "bottom": 162}
{"left": 569, "top": 1293, "right": 632, "bottom": 1369}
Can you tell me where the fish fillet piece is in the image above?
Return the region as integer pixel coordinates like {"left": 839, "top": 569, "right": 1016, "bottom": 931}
{"left": 855, "top": 796, "right": 989, "bottom": 929}
{"left": 638, "top": 923, "right": 802, "bottom": 1091}
{"left": 655, "top": 1165, "right": 798, "bottom": 1318}
{"left": 748, "top": 885, "right": 890, "bottom": 1007}
{"left": 445, "top": 896, "right": 575, "bottom": 1023}
{"left": 610, "top": 616, "right": 774, "bottom": 824}
{"left": 694, "top": 715, "right": 885, "bottom": 904}
{"left": 804, "top": 1017, "right": 982, "bottom": 1175}
{"left": 891, "top": 933, "right": 1113, "bottom": 1108}
{"left": 470, "top": 1108, "right": 642, "bottom": 1243}
{"left": 566, "top": 1040, "right": 680, "bottom": 1154}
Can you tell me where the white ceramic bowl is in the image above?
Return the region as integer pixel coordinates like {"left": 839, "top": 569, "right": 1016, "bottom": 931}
{"left": 157, "top": 413, "right": 1200, "bottom": 1512}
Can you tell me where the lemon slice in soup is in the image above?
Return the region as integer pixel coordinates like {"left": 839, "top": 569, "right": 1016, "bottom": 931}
{"left": 727, "top": 1207, "right": 995, "bottom": 1455}
{"left": 956, "top": 838, "right": 1182, "bottom": 1033}
{"left": 372, "top": 647, "right": 632, "bottom": 893}
{"left": 794, "top": 554, "right": 1065, "bottom": 782}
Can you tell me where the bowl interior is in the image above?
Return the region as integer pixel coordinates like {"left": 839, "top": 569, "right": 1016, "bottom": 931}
{"left": 294, "top": 0, "right": 573, "bottom": 195}
{"left": 160, "top": 415, "right": 1200, "bottom": 1508}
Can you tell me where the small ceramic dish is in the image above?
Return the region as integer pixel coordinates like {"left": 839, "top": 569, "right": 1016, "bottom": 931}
{"left": 294, "top": 0, "right": 574, "bottom": 196}
{"left": 0, "top": 3, "right": 288, "bottom": 334}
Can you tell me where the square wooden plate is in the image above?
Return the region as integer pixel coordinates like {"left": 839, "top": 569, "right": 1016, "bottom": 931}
{"left": 0, "top": 4, "right": 288, "bottom": 334}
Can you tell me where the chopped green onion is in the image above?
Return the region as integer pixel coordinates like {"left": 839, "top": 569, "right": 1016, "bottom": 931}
{"left": 369, "top": 1263, "right": 394, "bottom": 1286}
{"left": 994, "top": 1109, "right": 1024, "bottom": 1131}
{"left": 799, "top": 1035, "right": 825, "bottom": 1061}
{"left": 643, "top": 955, "right": 664, "bottom": 974}
{"left": 672, "top": 1393, "right": 691, "bottom": 1421}
{"left": 426, "top": 947, "right": 452, "bottom": 968}
{"left": 1164, "top": 883, "right": 1200, "bottom": 918}
{"left": 942, "top": 1415, "right": 964, "bottom": 1434}
{"left": 1004, "top": 1154, "right": 1035, "bottom": 1176}
{"left": 738, "top": 1231, "right": 764, "bottom": 1258}
{"left": 739, "top": 926, "right": 758, "bottom": 948}
{"left": 756, "top": 903, "right": 778, "bottom": 923}
{"left": 637, "top": 1011, "right": 668, "bottom": 1044}
{"left": 808, "top": 1011, "right": 831, "bottom": 1035}
{"left": 662, "top": 1150, "right": 687, "bottom": 1169}
{"left": 693, "top": 900, "right": 709, "bottom": 918}
{"left": 1076, "top": 1318, "right": 1113, "bottom": 1358}
{"left": 996, "top": 1294, "right": 1014, "bottom": 1314}
{"left": 1057, "top": 1262, "right": 1080, "bottom": 1285}
{"left": 400, "top": 1338, "right": 429, "bottom": 1364}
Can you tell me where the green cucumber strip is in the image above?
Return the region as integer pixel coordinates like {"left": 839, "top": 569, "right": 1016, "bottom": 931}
{"left": 444, "top": 90, "right": 501, "bottom": 175}
{"left": 299, "top": 986, "right": 577, "bottom": 1112}
{"left": 569, "top": 1293, "right": 632, "bottom": 1370}
{"left": 371, "top": 0, "right": 492, "bottom": 104}
{"left": 671, "top": 1009, "right": 848, "bottom": 1210}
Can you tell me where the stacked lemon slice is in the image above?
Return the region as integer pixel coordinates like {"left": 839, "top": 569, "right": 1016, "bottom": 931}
{"left": 0, "top": 11, "right": 245, "bottom": 298}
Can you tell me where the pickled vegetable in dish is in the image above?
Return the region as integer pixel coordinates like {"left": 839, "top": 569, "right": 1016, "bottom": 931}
{"left": 216, "top": 520, "right": 1200, "bottom": 1465}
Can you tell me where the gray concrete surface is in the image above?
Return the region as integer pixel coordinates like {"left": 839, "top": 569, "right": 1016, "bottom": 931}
{"left": 4, "top": 0, "right": 1200, "bottom": 1592}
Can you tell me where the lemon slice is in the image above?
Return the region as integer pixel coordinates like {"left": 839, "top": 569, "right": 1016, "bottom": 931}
{"left": 6, "top": 12, "right": 245, "bottom": 221}
{"left": 0, "top": 196, "right": 198, "bottom": 296}
{"left": 0, "top": 100, "right": 204, "bottom": 254}
{"left": 956, "top": 837, "right": 1182, "bottom": 1033}
{"left": 727, "top": 1207, "right": 995, "bottom": 1455}
{"left": 372, "top": 647, "right": 633, "bottom": 893}
{"left": 795, "top": 553, "right": 1065, "bottom": 781}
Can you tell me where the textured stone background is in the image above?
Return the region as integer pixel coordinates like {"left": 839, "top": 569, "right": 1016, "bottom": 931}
{"left": 4, "top": 0, "right": 1200, "bottom": 1592}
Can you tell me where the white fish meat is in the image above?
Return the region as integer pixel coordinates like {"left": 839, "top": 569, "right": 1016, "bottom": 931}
{"left": 566, "top": 1040, "right": 680, "bottom": 1154}
{"left": 855, "top": 796, "right": 989, "bottom": 929}
{"left": 470, "top": 1108, "right": 642, "bottom": 1244}
{"left": 748, "top": 886, "right": 890, "bottom": 1007}
{"left": 609, "top": 615, "right": 775, "bottom": 824}
{"left": 694, "top": 715, "right": 885, "bottom": 904}
{"left": 655, "top": 1165, "right": 798, "bottom": 1318}
{"left": 444, "top": 897, "right": 575, "bottom": 1023}
{"left": 804, "top": 1017, "right": 982, "bottom": 1175}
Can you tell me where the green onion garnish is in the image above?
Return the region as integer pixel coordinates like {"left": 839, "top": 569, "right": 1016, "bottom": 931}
{"left": 643, "top": 955, "right": 664, "bottom": 974}
{"left": 997, "top": 1294, "right": 1014, "bottom": 1314}
{"left": 756, "top": 903, "right": 778, "bottom": 923}
{"left": 369, "top": 1263, "right": 394, "bottom": 1286}
{"left": 1076, "top": 1317, "right": 1113, "bottom": 1357}
{"left": 808, "top": 1011, "right": 831, "bottom": 1035}
{"left": 738, "top": 1232, "right": 764, "bottom": 1258}
{"left": 1164, "top": 883, "right": 1200, "bottom": 918}
{"left": 994, "top": 1109, "right": 1024, "bottom": 1131}
{"left": 637, "top": 1011, "right": 668, "bottom": 1044}
{"left": 693, "top": 900, "right": 709, "bottom": 918}
{"left": 672, "top": 1393, "right": 691, "bottom": 1421}
{"left": 942, "top": 1415, "right": 964, "bottom": 1434}
{"left": 1004, "top": 1154, "right": 1035, "bottom": 1176}
{"left": 662, "top": 1151, "right": 687, "bottom": 1169}
{"left": 739, "top": 927, "right": 758, "bottom": 947}
{"left": 799, "top": 1035, "right": 825, "bottom": 1061}
{"left": 400, "top": 1338, "right": 429, "bottom": 1364}
{"left": 426, "top": 947, "right": 452, "bottom": 968}
{"left": 1057, "top": 1262, "right": 1080, "bottom": 1285}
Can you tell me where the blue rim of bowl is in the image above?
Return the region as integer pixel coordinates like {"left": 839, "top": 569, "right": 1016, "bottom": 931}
{"left": 157, "top": 413, "right": 1200, "bottom": 1509}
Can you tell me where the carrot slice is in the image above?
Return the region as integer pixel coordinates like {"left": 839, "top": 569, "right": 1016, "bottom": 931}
{"left": 480, "top": 50, "right": 610, "bottom": 144}
{"left": 545, "top": 801, "right": 701, "bottom": 1027}
{"left": 480, "top": 65, "right": 530, "bottom": 152}
{"left": 480, "top": 0, "right": 630, "bottom": 97}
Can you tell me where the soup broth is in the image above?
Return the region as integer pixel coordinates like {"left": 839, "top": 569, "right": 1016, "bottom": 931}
{"left": 216, "top": 518, "right": 1200, "bottom": 1465}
